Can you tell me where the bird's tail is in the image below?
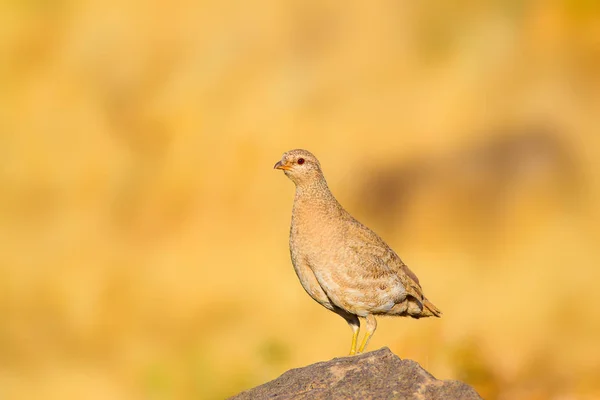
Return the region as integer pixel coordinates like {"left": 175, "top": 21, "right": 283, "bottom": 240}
{"left": 421, "top": 298, "right": 442, "bottom": 318}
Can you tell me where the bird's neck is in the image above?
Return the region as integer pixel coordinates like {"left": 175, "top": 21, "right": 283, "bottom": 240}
{"left": 293, "top": 179, "right": 342, "bottom": 216}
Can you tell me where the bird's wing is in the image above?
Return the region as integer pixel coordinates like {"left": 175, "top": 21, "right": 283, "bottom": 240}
{"left": 348, "top": 221, "right": 426, "bottom": 302}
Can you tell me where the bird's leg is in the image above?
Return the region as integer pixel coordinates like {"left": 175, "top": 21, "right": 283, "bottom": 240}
{"left": 344, "top": 314, "right": 360, "bottom": 355}
{"left": 358, "top": 314, "right": 377, "bottom": 353}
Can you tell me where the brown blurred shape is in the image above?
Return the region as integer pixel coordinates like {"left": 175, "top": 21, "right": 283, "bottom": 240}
{"left": 355, "top": 126, "right": 583, "bottom": 250}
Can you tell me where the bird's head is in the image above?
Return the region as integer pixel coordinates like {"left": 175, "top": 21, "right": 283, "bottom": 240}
{"left": 274, "top": 149, "right": 324, "bottom": 186}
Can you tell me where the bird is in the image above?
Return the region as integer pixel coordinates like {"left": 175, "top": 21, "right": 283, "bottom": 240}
{"left": 274, "top": 149, "right": 441, "bottom": 355}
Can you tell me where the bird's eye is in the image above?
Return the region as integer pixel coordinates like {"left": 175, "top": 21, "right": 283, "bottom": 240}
{"left": 297, "top": 158, "right": 305, "bottom": 165}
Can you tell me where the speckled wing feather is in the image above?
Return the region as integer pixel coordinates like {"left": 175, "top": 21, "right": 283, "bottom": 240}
{"left": 346, "top": 218, "right": 426, "bottom": 303}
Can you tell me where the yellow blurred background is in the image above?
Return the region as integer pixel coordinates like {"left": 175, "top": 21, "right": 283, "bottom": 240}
{"left": 2, "top": 1, "right": 600, "bottom": 399}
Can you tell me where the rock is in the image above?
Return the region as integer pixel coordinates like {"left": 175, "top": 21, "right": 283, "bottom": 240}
{"left": 229, "top": 348, "right": 481, "bottom": 400}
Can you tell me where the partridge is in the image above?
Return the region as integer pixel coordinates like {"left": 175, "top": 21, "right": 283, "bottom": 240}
{"left": 274, "top": 149, "right": 441, "bottom": 355}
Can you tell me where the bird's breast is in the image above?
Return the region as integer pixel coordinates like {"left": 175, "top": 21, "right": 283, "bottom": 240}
{"left": 290, "top": 214, "right": 343, "bottom": 254}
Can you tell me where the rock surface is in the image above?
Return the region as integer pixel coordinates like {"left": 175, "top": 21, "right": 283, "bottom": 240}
{"left": 230, "top": 347, "right": 481, "bottom": 400}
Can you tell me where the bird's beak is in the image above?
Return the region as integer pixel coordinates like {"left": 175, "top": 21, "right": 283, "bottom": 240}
{"left": 274, "top": 160, "right": 291, "bottom": 170}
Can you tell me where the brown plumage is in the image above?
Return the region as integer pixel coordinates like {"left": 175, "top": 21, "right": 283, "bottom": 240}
{"left": 274, "top": 149, "right": 441, "bottom": 355}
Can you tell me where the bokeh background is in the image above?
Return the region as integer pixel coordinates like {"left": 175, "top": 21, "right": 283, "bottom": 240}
{"left": 2, "top": 1, "right": 600, "bottom": 399}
